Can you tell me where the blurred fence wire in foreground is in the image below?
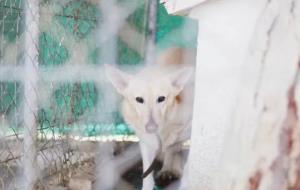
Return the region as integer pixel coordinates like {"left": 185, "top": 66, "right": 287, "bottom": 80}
{"left": 0, "top": 0, "right": 197, "bottom": 189}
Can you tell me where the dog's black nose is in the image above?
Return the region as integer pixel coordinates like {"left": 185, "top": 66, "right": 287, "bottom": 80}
{"left": 145, "top": 124, "right": 158, "bottom": 133}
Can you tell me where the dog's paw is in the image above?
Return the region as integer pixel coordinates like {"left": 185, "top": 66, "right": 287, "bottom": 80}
{"left": 158, "top": 170, "right": 180, "bottom": 180}
{"left": 155, "top": 170, "right": 180, "bottom": 188}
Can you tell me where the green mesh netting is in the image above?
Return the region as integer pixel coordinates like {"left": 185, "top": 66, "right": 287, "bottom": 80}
{"left": 88, "top": 38, "right": 142, "bottom": 65}
{"left": 0, "top": 0, "right": 24, "bottom": 43}
{"left": 39, "top": 32, "right": 69, "bottom": 66}
{"left": 54, "top": 82, "right": 98, "bottom": 118}
{"left": 0, "top": 82, "right": 20, "bottom": 115}
{"left": 127, "top": 3, "right": 147, "bottom": 33}
{"left": 38, "top": 82, "right": 98, "bottom": 127}
{"left": 127, "top": 1, "right": 198, "bottom": 50}
{"left": 57, "top": 1, "right": 100, "bottom": 39}
{"left": 117, "top": 38, "right": 142, "bottom": 65}
{"left": 156, "top": 4, "right": 198, "bottom": 49}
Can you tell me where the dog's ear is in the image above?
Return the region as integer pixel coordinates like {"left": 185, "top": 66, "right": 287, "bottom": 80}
{"left": 105, "top": 64, "right": 132, "bottom": 95}
{"left": 168, "top": 67, "right": 193, "bottom": 93}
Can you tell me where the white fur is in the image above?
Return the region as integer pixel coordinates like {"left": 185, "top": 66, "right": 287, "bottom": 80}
{"left": 105, "top": 49, "right": 194, "bottom": 190}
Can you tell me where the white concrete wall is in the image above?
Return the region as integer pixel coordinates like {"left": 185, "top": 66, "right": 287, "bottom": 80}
{"left": 185, "top": 0, "right": 300, "bottom": 189}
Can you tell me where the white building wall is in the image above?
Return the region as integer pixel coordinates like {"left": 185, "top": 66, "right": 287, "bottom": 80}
{"left": 172, "top": 0, "right": 300, "bottom": 189}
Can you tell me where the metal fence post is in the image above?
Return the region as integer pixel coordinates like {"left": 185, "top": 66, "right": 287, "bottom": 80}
{"left": 23, "top": 0, "right": 40, "bottom": 189}
{"left": 145, "top": 0, "right": 158, "bottom": 65}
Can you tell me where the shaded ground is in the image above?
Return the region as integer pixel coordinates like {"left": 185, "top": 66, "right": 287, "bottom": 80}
{"left": 122, "top": 159, "right": 179, "bottom": 190}
{"left": 0, "top": 140, "right": 183, "bottom": 190}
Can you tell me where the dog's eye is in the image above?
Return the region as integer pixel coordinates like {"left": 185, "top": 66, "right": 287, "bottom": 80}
{"left": 157, "top": 96, "right": 166, "bottom": 103}
{"left": 135, "top": 97, "right": 144, "bottom": 104}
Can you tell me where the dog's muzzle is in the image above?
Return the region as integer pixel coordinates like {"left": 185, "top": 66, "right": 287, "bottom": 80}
{"left": 145, "top": 114, "right": 158, "bottom": 133}
{"left": 145, "top": 124, "right": 158, "bottom": 133}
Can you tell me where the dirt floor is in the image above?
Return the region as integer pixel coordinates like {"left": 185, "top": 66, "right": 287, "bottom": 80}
{"left": 0, "top": 140, "right": 183, "bottom": 190}
{"left": 65, "top": 141, "right": 182, "bottom": 190}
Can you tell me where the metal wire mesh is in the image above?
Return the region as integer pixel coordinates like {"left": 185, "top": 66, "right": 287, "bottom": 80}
{"left": 0, "top": 0, "right": 198, "bottom": 189}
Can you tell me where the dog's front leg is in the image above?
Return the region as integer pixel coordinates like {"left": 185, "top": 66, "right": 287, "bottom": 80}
{"left": 139, "top": 134, "right": 159, "bottom": 190}
{"left": 161, "top": 148, "right": 182, "bottom": 176}
{"left": 178, "top": 159, "right": 189, "bottom": 190}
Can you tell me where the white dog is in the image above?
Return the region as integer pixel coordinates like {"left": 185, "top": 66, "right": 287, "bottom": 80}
{"left": 105, "top": 48, "right": 195, "bottom": 190}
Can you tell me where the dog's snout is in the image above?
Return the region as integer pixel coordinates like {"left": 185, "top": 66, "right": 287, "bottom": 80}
{"left": 145, "top": 112, "right": 158, "bottom": 133}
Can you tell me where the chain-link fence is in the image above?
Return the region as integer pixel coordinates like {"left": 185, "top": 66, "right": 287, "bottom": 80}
{"left": 0, "top": 0, "right": 197, "bottom": 189}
